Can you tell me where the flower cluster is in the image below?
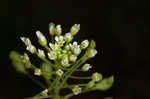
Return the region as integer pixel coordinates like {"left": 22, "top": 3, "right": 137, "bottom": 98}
{"left": 10, "top": 22, "right": 114, "bottom": 99}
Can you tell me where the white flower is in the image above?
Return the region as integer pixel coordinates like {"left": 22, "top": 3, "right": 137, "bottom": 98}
{"left": 88, "top": 49, "right": 97, "bottom": 58}
{"left": 47, "top": 51, "right": 57, "bottom": 60}
{"left": 61, "top": 58, "right": 69, "bottom": 66}
{"left": 36, "top": 31, "right": 47, "bottom": 46}
{"left": 49, "top": 43, "right": 59, "bottom": 50}
{"left": 41, "top": 89, "right": 48, "bottom": 96}
{"left": 38, "top": 49, "right": 45, "bottom": 58}
{"left": 82, "top": 64, "right": 92, "bottom": 71}
{"left": 55, "top": 25, "right": 62, "bottom": 35}
{"left": 55, "top": 36, "right": 65, "bottom": 47}
{"left": 72, "top": 85, "right": 82, "bottom": 95}
{"left": 20, "top": 37, "right": 31, "bottom": 46}
{"left": 34, "top": 68, "right": 41, "bottom": 76}
{"left": 64, "top": 33, "right": 73, "bottom": 42}
{"left": 69, "top": 55, "right": 77, "bottom": 62}
{"left": 56, "top": 69, "right": 64, "bottom": 76}
{"left": 81, "top": 40, "right": 89, "bottom": 49}
{"left": 69, "top": 41, "right": 79, "bottom": 49}
{"left": 26, "top": 44, "right": 37, "bottom": 54}
{"left": 91, "top": 72, "right": 102, "bottom": 82}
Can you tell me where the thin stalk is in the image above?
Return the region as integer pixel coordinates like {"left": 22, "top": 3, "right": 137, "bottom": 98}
{"left": 69, "top": 76, "right": 91, "bottom": 79}
{"left": 25, "top": 72, "right": 46, "bottom": 89}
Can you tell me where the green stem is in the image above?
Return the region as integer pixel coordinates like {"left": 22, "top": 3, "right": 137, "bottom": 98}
{"left": 69, "top": 76, "right": 91, "bottom": 79}
{"left": 63, "top": 83, "right": 87, "bottom": 89}
{"left": 60, "top": 55, "right": 88, "bottom": 88}
{"left": 64, "top": 89, "right": 94, "bottom": 99}
{"left": 54, "top": 77, "right": 61, "bottom": 99}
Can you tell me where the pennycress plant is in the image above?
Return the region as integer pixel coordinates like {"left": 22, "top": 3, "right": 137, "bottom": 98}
{"left": 10, "top": 22, "right": 114, "bottom": 99}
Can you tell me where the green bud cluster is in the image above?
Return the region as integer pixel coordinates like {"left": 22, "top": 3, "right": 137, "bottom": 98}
{"left": 10, "top": 22, "right": 114, "bottom": 99}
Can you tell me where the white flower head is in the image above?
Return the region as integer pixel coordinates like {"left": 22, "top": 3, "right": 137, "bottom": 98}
{"left": 47, "top": 51, "right": 57, "bottom": 60}
{"left": 81, "top": 40, "right": 89, "bottom": 49}
{"left": 26, "top": 44, "right": 37, "bottom": 54}
{"left": 69, "top": 54, "right": 77, "bottom": 62}
{"left": 88, "top": 49, "right": 97, "bottom": 58}
{"left": 49, "top": 42, "right": 59, "bottom": 50}
{"left": 82, "top": 64, "right": 92, "bottom": 71}
{"left": 55, "top": 36, "right": 65, "bottom": 47}
{"left": 56, "top": 69, "right": 64, "bottom": 76}
{"left": 64, "top": 33, "right": 73, "bottom": 42}
{"left": 20, "top": 37, "right": 31, "bottom": 46}
{"left": 72, "top": 85, "right": 82, "bottom": 95}
{"left": 38, "top": 49, "right": 45, "bottom": 58}
{"left": 61, "top": 58, "right": 69, "bottom": 66}
{"left": 34, "top": 68, "right": 41, "bottom": 76}
{"left": 41, "top": 89, "right": 48, "bottom": 96}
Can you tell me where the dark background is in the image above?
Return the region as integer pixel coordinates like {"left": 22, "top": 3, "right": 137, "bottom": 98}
{"left": 0, "top": 0, "right": 150, "bottom": 99}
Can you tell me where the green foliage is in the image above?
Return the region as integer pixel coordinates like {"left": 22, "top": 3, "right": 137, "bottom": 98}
{"left": 41, "top": 63, "right": 52, "bottom": 79}
{"left": 9, "top": 51, "right": 26, "bottom": 74}
{"left": 93, "top": 76, "right": 114, "bottom": 91}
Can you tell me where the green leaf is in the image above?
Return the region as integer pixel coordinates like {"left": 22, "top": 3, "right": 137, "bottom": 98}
{"left": 40, "top": 63, "right": 52, "bottom": 79}
{"left": 9, "top": 51, "right": 26, "bottom": 74}
{"left": 86, "top": 80, "right": 95, "bottom": 88}
{"left": 93, "top": 76, "right": 114, "bottom": 91}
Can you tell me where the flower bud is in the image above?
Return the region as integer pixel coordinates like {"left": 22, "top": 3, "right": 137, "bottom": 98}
{"left": 36, "top": 31, "right": 47, "bottom": 46}
{"left": 62, "top": 49, "right": 67, "bottom": 54}
{"left": 41, "top": 89, "right": 48, "bottom": 96}
{"left": 90, "top": 40, "right": 96, "bottom": 49}
{"left": 92, "top": 72, "right": 103, "bottom": 82}
{"left": 72, "top": 85, "right": 82, "bottom": 95}
{"left": 55, "top": 36, "right": 65, "bottom": 47}
{"left": 88, "top": 49, "right": 97, "bottom": 58}
{"left": 21, "top": 53, "right": 30, "bottom": 64}
{"left": 49, "top": 22, "right": 55, "bottom": 36}
{"left": 61, "top": 57, "right": 70, "bottom": 67}
{"left": 73, "top": 47, "right": 81, "bottom": 56}
{"left": 38, "top": 49, "right": 45, "bottom": 58}
{"left": 64, "top": 33, "right": 73, "bottom": 43}
{"left": 82, "top": 64, "right": 92, "bottom": 71}
{"left": 49, "top": 43, "right": 59, "bottom": 51}
{"left": 81, "top": 40, "right": 89, "bottom": 49}
{"left": 26, "top": 44, "right": 37, "bottom": 54}
{"left": 20, "top": 37, "right": 31, "bottom": 46}
{"left": 69, "top": 54, "right": 77, "bottom": 62}
{"left": 47, "top": 51, "right": 57, "bottom": 60}
{"left": 70, "top": 24, "right": 80, "bottom": 35}
{"left": 64, "top": 45, "right": 70, "bottom": 50}
{"left": 56, "top": 69, "right": 64, "bottom": 76}
{"left": 34, "top": 68, "right": 41, "bottom": 76}
{"left": 55, "top": 25, "right": 62, "bottom": 36}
